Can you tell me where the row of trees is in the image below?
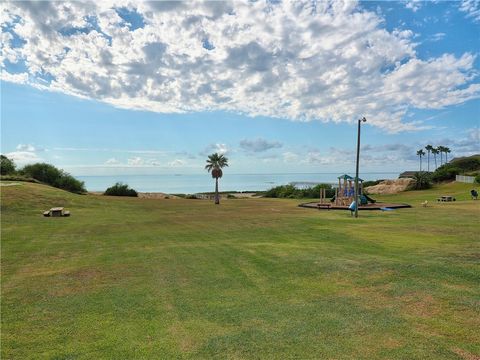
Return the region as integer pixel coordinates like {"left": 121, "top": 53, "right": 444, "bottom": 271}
{"left": 416, "top": 145, "right": 451, "bottom": 172}
{"left": 0, "top": 155, "right": 86, "bottom": 194}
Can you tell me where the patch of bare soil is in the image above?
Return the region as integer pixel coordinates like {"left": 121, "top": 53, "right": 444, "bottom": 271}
{"left": 365, "top": 178, "right": 415, "bottom": 195}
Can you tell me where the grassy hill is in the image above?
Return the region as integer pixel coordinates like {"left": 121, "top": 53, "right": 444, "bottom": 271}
{"left": 1, "top": 181, "right": 479, "bottom": 359}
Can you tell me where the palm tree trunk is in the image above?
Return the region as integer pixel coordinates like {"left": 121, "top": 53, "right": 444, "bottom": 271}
{"left": 215, "top": 177, "right": 219, "bottom": 204}
{"left": 434, "top": 154, "right": 437, "bottom": 169}
{"left": 427, "top": 151, "right": 430, "bottom": 172}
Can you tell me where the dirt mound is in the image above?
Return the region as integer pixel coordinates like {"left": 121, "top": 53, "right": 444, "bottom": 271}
{"left": 365, "top": 178, "right": 415, "bottom": 194}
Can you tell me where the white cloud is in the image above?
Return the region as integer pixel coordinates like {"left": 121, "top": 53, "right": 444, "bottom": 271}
{"left": 428, "top": 32, "right": 446, "bottom": 42}
{"left": 459, "top": 0, "right": 480, "bottom": 23}
{"left": 16, "top": 143, "right": 45, "bottom": 152}
{"left": 105, "top": 157, "right": 120, "bottom": 165}
{"left": 5, "top": 143, "right": 45, "bottom": 165}
{"left": 127, "top": 156, "right": 144, "bottom": 166}
{"left": 405, "top": 0, "right": 422, "bottom": 12}
{"left": 168, "top": 159, "right": 186, "bottom": 167}
{"left": 1, "top": 1, "right": 479, "bottom": 132}
{"left": 283, "top": 151, "right": 299, "bottom": 163}
{"left": 5, "top": 151, "right": 43, "bottom": 165}
{"left": 201, "top": 143, "right": 229, "bottom": 156}
{"left": 239, "top": 138, "right": 282, "bottom": 153}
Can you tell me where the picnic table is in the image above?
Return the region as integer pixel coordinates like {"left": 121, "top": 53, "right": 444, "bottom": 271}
{"left": 43, "top": 207, "right": 70, "bottom": 217}
{"left": 437, "top": 195, "right": 455, "bottom": 202}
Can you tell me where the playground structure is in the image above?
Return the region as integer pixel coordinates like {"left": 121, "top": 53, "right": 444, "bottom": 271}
{"left": 333, "top": 174, "right": 374, "bottom": 206}
{"left": 317, "top": 174, "right": 377, "bottom": 207}
{"left": 304, "top": 174, "right": 410, "bottom": 211}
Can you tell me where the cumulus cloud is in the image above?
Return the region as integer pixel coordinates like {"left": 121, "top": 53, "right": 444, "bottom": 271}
{"left": 105, "top": 157, "right": 120, "bottom": 165}
{"left": 459, "top": 0, "right": 480, "bottom": 23}
{"left": 16, "top": 143, "right": 44, "bottom": 152}
{"left": 436, "top": 127, "right": 480, "bottom": 157}
{"left": 5, "top": 143, "right": 44, "bottom": 165}
{"left": 283, "top": 142, "right": 420, "bottom": 167}
{"left": 200, "top": 143, "right": 229, "bottom": 156}
{"left": 5, "top": 151, "right": 43, "bottom": 165}
{"left": 239, "top": 138, "right": 282, "bottom": 153}
{"left": 1, "top": 1, "right": 479, "bottom": 132}
{"left": 127, "top": 156, "right": 144, "bottom": 166}
{"left": 168, "top": 159, "right": 186, "bottom": 167}
{"left": 405, "top": 0, "right": 422, "bottom": 12}
{"left": 283, "top": 152, "right": 299, "bottom": 163}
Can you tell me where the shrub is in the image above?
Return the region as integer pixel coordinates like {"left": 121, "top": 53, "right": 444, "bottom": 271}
{"left": 227, "top": 194, "right": 237, "bottom": 199}
{"left": 431, "top": 166, "right": 461, "bottom": 182}
{"left": 104, "top": 182, "right": 138, "bottom": 197}
{"left": 450, "top": 157, "right": 480, "bottom": 172}
{"left": 431, "top": 156, "right": 480, "bottom": 183}
{"left": 1, "top": 155, "right": 16, "bottom": 175}
{"left": 413, "top": 172, "right": 432, "bottom": 190}
{"left": 476, "top": 174, "right": 480, "bottom": 184}
{"left": 263, "top": 184, "right": 334, "bottom": 199}
{"left": 20, "top": 163, "right": 86, "bottom": 194}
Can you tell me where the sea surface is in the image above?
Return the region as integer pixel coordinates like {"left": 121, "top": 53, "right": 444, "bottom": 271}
{"left": 77, "top": 173, "right": 398, "bottom": 194}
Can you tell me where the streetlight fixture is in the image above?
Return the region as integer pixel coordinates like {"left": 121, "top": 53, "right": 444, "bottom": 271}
{"left": 354, "top": 117, "right": 367, "bottom": 218}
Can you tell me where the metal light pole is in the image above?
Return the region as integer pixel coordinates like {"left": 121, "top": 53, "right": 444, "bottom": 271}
{"left": 354, "top": 117, "right": 367, "bottom": 218}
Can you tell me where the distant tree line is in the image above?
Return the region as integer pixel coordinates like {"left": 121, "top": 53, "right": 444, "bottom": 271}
{"left": 0, "top": 155, "right": 86, "bottom": 194}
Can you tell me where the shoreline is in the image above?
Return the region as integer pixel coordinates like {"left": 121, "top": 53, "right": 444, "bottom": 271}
{"left": 89, "top": 191, "right": 261, "bottom": 199}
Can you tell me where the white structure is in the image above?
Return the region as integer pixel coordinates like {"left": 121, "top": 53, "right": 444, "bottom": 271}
{"left": 456, "top": 175, "right": 475, "bottom": 183}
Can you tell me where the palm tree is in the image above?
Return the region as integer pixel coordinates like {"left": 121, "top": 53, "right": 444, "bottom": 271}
{"left": 432, "top": 147, "right": 439, "bottom": 170}
{"left": 444, "top": 146, "right": 451, "bottom": 163}
{"left": 416, "top": 149, "right": 425, "bottom": 172}
{"left": 425, "top": 144, "right": 433, "bottom": 172}
{"left": 205, "top": 153, "right": 229, "bottom": 205}
{"left": 437, "top": 146, "right": 445, "bottom": 165}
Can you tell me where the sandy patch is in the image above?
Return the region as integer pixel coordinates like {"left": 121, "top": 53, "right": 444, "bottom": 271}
{"left": 365, "top": 178, "right": 415, "bottom": 195}
{"left": 0, "top": 182, "right": 21, "bottom": 186}
{"left": 138, "top": 192, "right": 179, "bottom": 199}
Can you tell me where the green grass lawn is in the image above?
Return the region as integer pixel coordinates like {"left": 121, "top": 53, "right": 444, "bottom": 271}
{"left": 1, "top": 181, "right": 479, "bottom": 359}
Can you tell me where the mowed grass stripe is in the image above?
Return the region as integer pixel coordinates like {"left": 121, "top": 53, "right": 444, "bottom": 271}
{"left": 1, "top": 181, "right": 479, "bottom": 359}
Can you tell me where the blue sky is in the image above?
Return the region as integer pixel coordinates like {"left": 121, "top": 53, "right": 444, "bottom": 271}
{"left": 1, "top": 1, "right": 479, "bottom": 175}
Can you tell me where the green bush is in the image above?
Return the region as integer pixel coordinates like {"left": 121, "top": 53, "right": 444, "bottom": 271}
{"left": 104, "top": 182, "right": 138, "bottom": 197}
{"left": 476, "top": 174, "right": 480, "bottom": 184}
{"left": 20, "top": 163, "right": 86, "bottom": 194}
{"left": 413, "top": 172, "right": 432, "bottom": 190}
{"left": 264, "top": 184, "right": 334, "bottom": 199}
{"left": 431, "top": 166, "right": 461, "bottom": 182}
{"left": 450, "top": 157, "right": 480, "bottom": 172}
{"left": 1, "top": 155, "right": 16, "bottom": 175}
{"left": 431, "top": 156, "right": 480, "bottom": 183}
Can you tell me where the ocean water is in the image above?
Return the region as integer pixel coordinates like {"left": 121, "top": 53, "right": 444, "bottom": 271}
{"left": 77, "top": 173, "right": 398, "bottom": 194}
